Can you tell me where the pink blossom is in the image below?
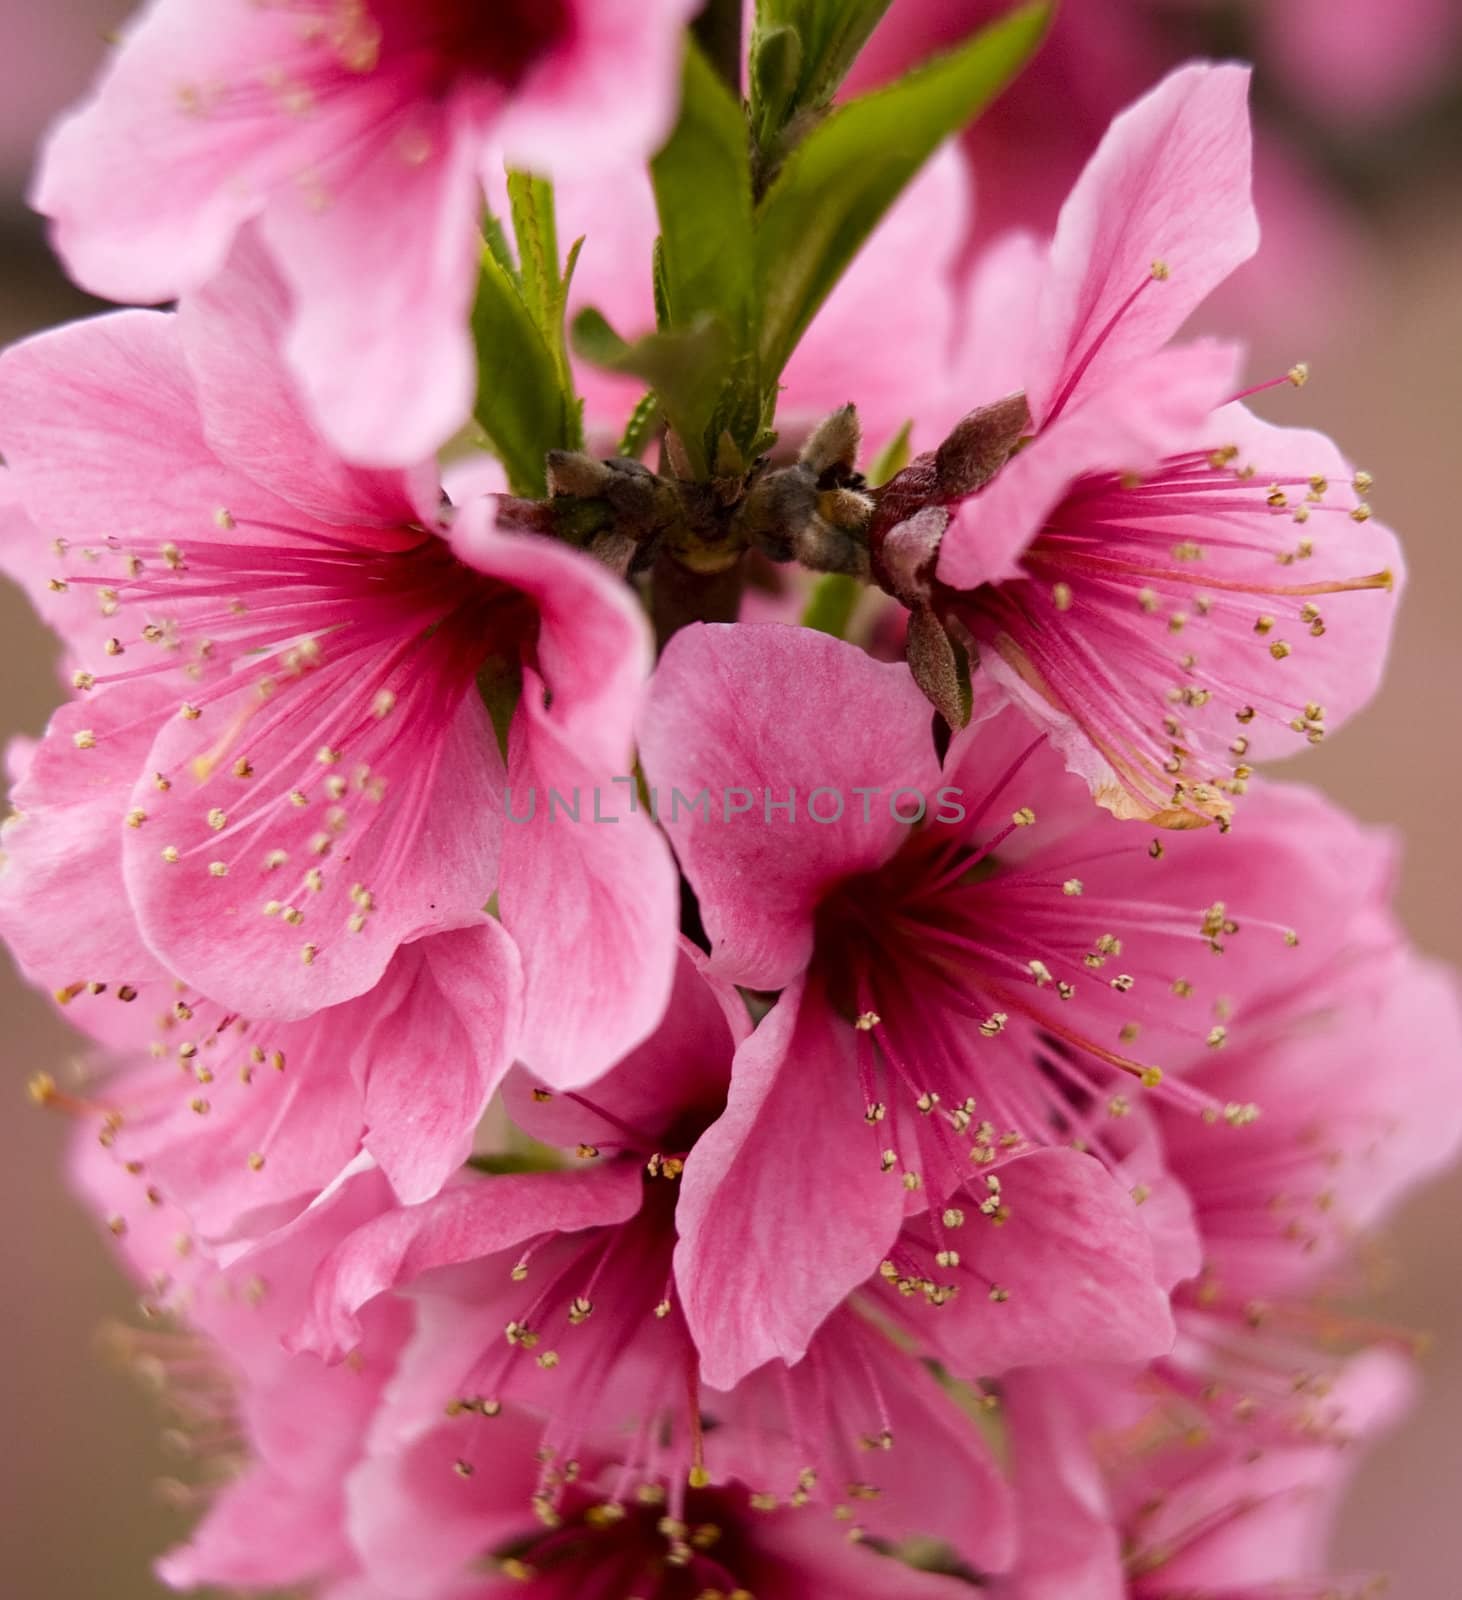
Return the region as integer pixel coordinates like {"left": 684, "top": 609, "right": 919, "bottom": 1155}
{"left": 852, "top": 1, "right": 1453, "bottom": 321}
{"left": 996, "top": 1347, "right": 1412, "bottom": 1599}
{"left": 350, "top": 1426, "right": 995, "bottom": 1600}
{"left": 0, "top": 235, "right": 677, "bottom": 1091}
{"left": 1144, "top": 790, "right": 1462, "bottom": 1460}
{"left": 636, "top": 621, "right": 1359, "bottom": 1383}
{"left": 71, "top": 1131, "right": 411, "bottom": 1596}
{"left": 31, "top": 0, "right": 699, "bottom": 463}
{"left": 294, "top": 946, "right": 1019, "bottom": 1582}
{"left": 1162, "top": 895, "right": 1462, "bottom": 1302}
{"left": 984, "top": 788, "right": 1456, "bottom": 1599}
{"left": 876, "top": 65, "right": 1401, "bottom": 825}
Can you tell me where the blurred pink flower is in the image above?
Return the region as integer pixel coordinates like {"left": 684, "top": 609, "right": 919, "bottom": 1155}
{"left": 984, "top": 786, "right": 1456, "bottom": 1597}
{"left": 996, "top": 1347, "right": 1413, "bottom": 1599}
{"left": 72, "top": 1129, "right": 412, "bottom": 1596}
{"left": 30, "top": 0, "right": 698, "bottom": 462}
{"left": 851, "top": 0, "right": 1445, "bottom": 347}
{"left": 0, "top": 233, "right": 677, "bottom": 1090}
{"left": 876, "top": 65, "right": 1400, "bottom": 824}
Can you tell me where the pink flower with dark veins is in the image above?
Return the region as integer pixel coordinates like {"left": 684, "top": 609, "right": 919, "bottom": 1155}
{"left": 348, "top": 1423, "right": 1000, "bottom": 1600}
{"left": 294, "top": 946, "right": 1023, "bottom": 1587}
{"left": 31, "top": 0, "right": 699, "bottom": 464}
{"left": 634, "top": 622, "right": 1355, "bottom": 1385}
{"left": 872, "top": 64, "right": 1402, "bottom": 827}
{"left": 0, "top": 234, "right": 677, "bottom": 1093}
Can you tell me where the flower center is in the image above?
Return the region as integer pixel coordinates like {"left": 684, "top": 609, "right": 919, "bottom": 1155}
{"left": 941, "top": 436, "right": 1390, "bottom": 825}
{"left": 813, "top": 775, "right": 1273, "bottom": 1207}
{"left": 331, "top": 0, "right": 573, "bottom": 91}
{"left": 492, "top": 1483, "right": 759, "bottom": 1599}
{"left": 55, "top": 508, "right": 535, "bottom": 978}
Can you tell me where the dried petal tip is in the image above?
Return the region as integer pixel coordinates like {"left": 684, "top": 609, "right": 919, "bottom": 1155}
{"left": 799, "top": 404, "right": 862, "bottom": 480}
{"left": 934, "top": 392, "right": 1031, "bottom": 499}
{"left": 905, "top": 606, "right": 969, "bottom": 730}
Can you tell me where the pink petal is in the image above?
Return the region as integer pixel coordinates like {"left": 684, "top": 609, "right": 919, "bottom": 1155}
{"left": 158, "top": 1462, "right": 351, "bottom": 1592}
{"left": 258, "top": 95, "right": 483, "bottom": 466}
{"left": 29, "top": 0, "right": 334, "bottom": 303}
{"left": 498, "top": 678, "right": 680, "bottom": 1087}
{"left": 300, "top": 1164, "right": 643, "bottom": 1359}
{"left": 778, "top": 146, "right": 972, "bottom": 453}
{"left": 999, "top": 1370, "right": 1125, "bottom": 1600}
{"left": 493, "top": 0, "right": 701, "bottom": 177}
{"left": 1142, "top": 1349, "right": 1413, "bottom": 1591}
{"left": 639, "top": 623, "right": 941, "bottom": 990}
{"left": 675, "top": 977, "right": 908, "bottom": 1389}
{"left": 937, "top": 339, "right": 1242, "bottom": 591}
{"left": 944, "top": 227, "right": 1046, "bottom": 416}
{"left": 122, "top": 685, "right": 503, "bottom": 1021}
{"left": 345, "top": 1410, "right": 547, "bottom": 1600}
{"left": 1128, "top": 778, "right": 1401, "bottom": 1039}
{"left": 0, "top": 685, "right": 168, "bottom": 1007}
{"left": 1183, "top": 400, "right": 1403, "bottom": 763}
{"left": 1164, "top": 949, "right": 1462, "bottom": 1300}
{"left": 106, "top": 1048, "right": 365, "bottom": 1247}
{"left": 450, "top": 505, "right": 654, "bottom": 777}
{"left": 900, "top": 1148, "right": 1175, "bottom": 1374}
{"left": 180, "top": 229, "right": 441, "bottom": 526}
{"left": 0, "top": 473, "right": 126, "bottom": 669}
{"left": 553, "top": 158, "right": 661, "bottom": 440}
{"left": 1027, "top": 63, "right": 1258, "bottom": 427}
{"left": 0, "top": 307, "right": 319, "bottom": 561}
{"left": 502, "top": 938, "right": 744, "bottom": 1148}
{"left": 812, "top": 1310, "right": 1017, "bottom": 1570}
{"left": 358, "top": 920, "right": 524, "bottom": 1204}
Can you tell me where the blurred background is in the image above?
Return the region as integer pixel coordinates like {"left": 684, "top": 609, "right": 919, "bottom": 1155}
{"left": 1, "top": 2, "right": 1460, "bottom": 1594}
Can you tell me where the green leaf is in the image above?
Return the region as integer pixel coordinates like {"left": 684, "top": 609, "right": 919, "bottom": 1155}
{"left": 755, "top": 2, "right": 1049, "bottom": 382}
{"left": 482, "top": 211, "right": 517, "bottom": 280}
{"left": 618, "top": 391, "right": 662, "bottom": 459}
{"left": 801, "top": 572, "right": 863, "bottom": 638}
{"left": 571, "top": 308, "right": 733, "bottom": 476}
{"left": 749, "top": 22, "right": 804, "bottom": 147}
{"left": 650, "top": 41, "right": 756, "bottom": 335}
{"left": 752, "top": 0, "right": 893, "bottom": 126}
{"left": 470, "top": 178, "right": 586, "bottom": 495}
{"left": 647, "top": 40, "right": 763, "bottom": 462}
{"left": 506, "top": 174, "right": 585, "bottom": 443}
{"left": 471, "top": 246, "right": 580, "bottom": 498}
{"left": 507, "top": 170, "right": 561, "bottom": 339}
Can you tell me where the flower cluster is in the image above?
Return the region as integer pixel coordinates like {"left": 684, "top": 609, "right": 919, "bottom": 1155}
{"left": 3, "top": 6, "right": 1457, "bottom": 1599}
